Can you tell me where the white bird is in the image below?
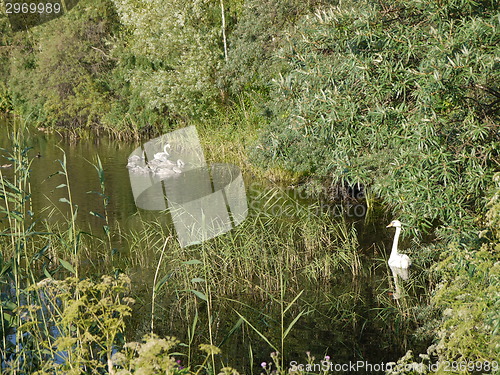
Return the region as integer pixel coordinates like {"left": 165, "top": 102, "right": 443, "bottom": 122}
{"left": 152, "top": 158, "right": 185, "bottom": 177}
{"left": 148, "top": 158, "right": 175, "bottom": 170}
{"left": 127, "top": 150, "right": 146, "bottom": 169}
{"left": 128, "top": 150, "right": 145, "bottom": 163}
{"left": 386, "top": 220, "right": 411, "bottom": 269}
{"left": 154, "top": 167, "right": 175, "bottom": 177}
{"left": 154, "top": 144, "right": 171, "bottom": 161}
{"left": 128, "top": 165, "right": 150, "bottom": 174}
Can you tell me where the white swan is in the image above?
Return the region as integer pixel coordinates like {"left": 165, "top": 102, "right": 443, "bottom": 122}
{"left": 153, "top": 166, "right": 176, "bottom": 177}
{"left": 128, "top": 150, "right": 145, "bottom": 163}
{"left": 127, "top": 150, "right": 146, "bottom": 168}
{"left": 155, "top": 159, "right": 184, "bottom": 175}
{"left": 154, "top": 144, "right": 171, "bottom": 161}
{"left": 128, "top": 165, "right": 150, "bottom": 174}
{"left": 148, "top": 158, "right": 174, "bottom": 169}
{"left": 386, "top": 220, "right": 411, "bottom": 269}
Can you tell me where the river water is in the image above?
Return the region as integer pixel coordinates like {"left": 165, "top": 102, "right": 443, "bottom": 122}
{"left": 0, "top": 118, "right": 429, "bottom": 373}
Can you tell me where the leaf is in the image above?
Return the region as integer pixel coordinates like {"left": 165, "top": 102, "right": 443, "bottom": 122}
{"left": 89, "top": 211, "right": 105, "bottom": 219}
{"left": 3, "top": 301, "right": 17, "bottom": 310}
{"left": 31, "top": 244, "right": 50, "bottom": 262}
{"left": 2, "top": 312, "right": 14, "bottom": 324}
{"left": 191, "top": 277, "right": 205, "bottom": 283}
{"left": 187, "top": 310, "right": 198, "bottom": 343}
{"left": 235, "top": 311, "right": 278, "bottom": 352}
{"left": 59, "top": 198, "right": 71, "bottom": 205}
{"left": 220, "top": 317, "right": 244, "bottom": 346}
{"left": 283, "top": 309, "right": 310, "bottom": 339}
{"left": 283, "top": 289, "right": 304, "bottom": 315}
{"left": 183, "top": 259, "right": 202, "bottom": 265}
{"left": 43, "top": 267, "right": 52, "bottom": 279}
{"left": 56, "top": 184, "right": 67, "bottom": 189}
{"left": 0, "top": 262, "right": 11, "bottom": 278}
{"left": 190, "top": 289, "right": 207, "bottom": 301}
{"left": 154, "top": 272, "right": 173, "bottom": 293}
{"left": 59, "top": 258, "right": 76, "bottom": 274}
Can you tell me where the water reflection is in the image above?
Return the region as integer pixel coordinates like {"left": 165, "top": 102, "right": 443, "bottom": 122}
{"left": 390, "top": 266, "right": 410, "bottom": 300}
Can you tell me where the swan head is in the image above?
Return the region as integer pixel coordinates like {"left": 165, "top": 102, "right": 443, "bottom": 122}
{"left": 386, "top": 220, "right": 402, "bottom": 228}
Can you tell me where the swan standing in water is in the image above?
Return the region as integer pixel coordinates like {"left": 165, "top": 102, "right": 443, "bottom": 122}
{"left": 386, "top": 220, "right": 411, "bottom": 269}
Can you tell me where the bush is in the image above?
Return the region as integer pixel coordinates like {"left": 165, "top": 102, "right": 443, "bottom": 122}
{"left": 254, "top": 0, "right": 499, "bottom": 234}
{"left": 110, "top": 0, "right": 225, "bottom": 122}
{"left": 220, "top": 0, "right": 328, "bottom": 96}
{"left": 6, "top": 0, "right": 118, "bottom": 127}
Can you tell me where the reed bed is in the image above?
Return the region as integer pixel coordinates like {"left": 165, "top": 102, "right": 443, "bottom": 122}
{"left": 0, "top": 120, "right": 430, "bottom": 374}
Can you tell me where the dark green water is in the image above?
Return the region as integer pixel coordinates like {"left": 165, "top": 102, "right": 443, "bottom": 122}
{"left": 0, "top": 125, "right": 139, "bottom": 231}
{"left": 0, "top": 118, "right": 430, "bottom": 374}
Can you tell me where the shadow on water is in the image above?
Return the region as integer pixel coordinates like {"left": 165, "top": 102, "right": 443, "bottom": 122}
{"left": 0, "top": 118, "right": 432, "bottom": 373}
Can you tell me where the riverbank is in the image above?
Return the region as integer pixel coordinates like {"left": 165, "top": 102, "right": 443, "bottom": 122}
{"left": 1, "top": 0, "right": 498, "bottom": 372}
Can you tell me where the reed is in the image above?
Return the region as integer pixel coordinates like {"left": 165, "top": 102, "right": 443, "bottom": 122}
{"left": 0, "top": 119, "right": 433, "bottom": 374}
{"left": 0, "top": 121, "right": 134, "bottom": 373}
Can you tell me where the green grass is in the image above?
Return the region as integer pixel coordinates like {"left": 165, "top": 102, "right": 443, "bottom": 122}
{"left": 2, "top": 117, "right": 497, "bottom": 374}
{"left": 0, "top": 119, "right": 376, "bottom": 374}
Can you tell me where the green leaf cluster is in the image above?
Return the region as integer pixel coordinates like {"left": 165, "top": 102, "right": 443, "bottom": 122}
{"left": 6, "top": 0, "right": 119, "bottom": 127}
{"left": 424, "top": 173, "right": 500, "bottom": 368}
{"left": 21, "top": 274, "right": 135, "bottom": 374}
{"left": 110, "top": 0, "right": 224, "bottom": 122}
{"left": 254, "top": 0, "right": 499, "bottom": 233}
{"left": 220, "top": 0, "right": 328, "bottom": 95}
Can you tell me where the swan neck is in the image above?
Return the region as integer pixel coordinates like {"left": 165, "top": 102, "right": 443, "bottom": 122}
{"left": 390, "top": 227, "right": 401, "bottom": 258}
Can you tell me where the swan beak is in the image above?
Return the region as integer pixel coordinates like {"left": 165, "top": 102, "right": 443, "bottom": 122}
{"left": 386, "top": 223, "right": 393, "bottom": 228}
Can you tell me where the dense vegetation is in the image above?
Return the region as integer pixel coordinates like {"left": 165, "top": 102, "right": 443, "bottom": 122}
{"left": 0, "top": 0, "right": 499, "bottom": 373}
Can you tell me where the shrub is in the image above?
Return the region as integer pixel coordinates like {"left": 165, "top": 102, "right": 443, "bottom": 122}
{"left": 111, "top": 0, "right": 225, "bottom": 122}
{"left": 254, "top": 0, "right": 499, "bottom": 234}
{"left": 6, "top": 0, "right": 118, "bottom": 127}
{"left": 220, "top": 0, "right": 328, "bottom": 96}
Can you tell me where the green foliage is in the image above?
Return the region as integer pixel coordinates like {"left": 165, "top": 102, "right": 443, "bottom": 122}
{"left": 429, "top": 174, "right": 500, "bottom": 365}
{"left": 390, "top": 173, "right": 500, "bottom": 374}
{"left": 0, "top": 15, "right": 13, "bottom": 112}
{"left": 111, "top": 334, "right": 183, "bottom": 374}
{"left": 110, "top": 0, "right": 224, "bottom": 121}
{"left": 20, "top": 275, "right": 135, "bottom": 374}
{"left": 220, "top": 0, "right": 328, "bottom": 96}
{"left": 6, "top": 0, "right": 118, "bottom": 127}
{"left": 254, "top": 0, "right": 499, "bottom": 234}
{"left": 0, "top": 0, "right": 499, "bottom": 371}
{"left": 485, "top": 173, "right": 500, "bottom": 240}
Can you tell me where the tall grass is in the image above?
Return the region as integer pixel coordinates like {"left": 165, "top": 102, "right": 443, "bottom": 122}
{"left": 0, "top": 119, "right": 432, "bottom": 374}
{"left": 0, "top": 120, "right": 134, "bottom": 373}
{"left": 120, "top": 185, "right": 378, "bottom": 371}
{"left": 125, "top": 186, "right": 361, "bottom": 305}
